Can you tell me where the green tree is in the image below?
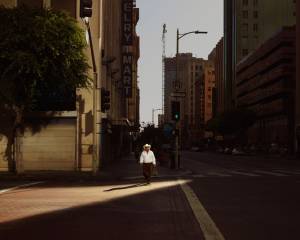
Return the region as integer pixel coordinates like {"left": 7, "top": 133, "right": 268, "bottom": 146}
{"left": 207, "top": 108, "right": 257, "bottom": 137}
{"left": 0, "top": 6, "right": 91, "bottom": 172}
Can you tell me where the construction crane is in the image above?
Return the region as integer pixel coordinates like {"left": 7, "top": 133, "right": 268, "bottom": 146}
{"left": 162, "top": 23, "right": 167, "bottom": 120}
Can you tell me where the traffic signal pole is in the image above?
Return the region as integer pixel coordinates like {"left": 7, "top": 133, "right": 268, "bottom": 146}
{"left": 84, "top": 18, "right": 99, "bottom": 175}
{"left": 171, "top": 101, "right": 180, "bottom": 169}
{"left": 175, "top": 121, "right": 179, "bottom": 169}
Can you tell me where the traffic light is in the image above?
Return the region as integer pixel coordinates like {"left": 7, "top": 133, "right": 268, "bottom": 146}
{"left": 101, "top": 88, "right": 110, "bottom": 112}
{"left": 171, "top": 101, "right": 180, "bottom": 121}
{"left": 80, "top": 0, "right": 92, "bottom": 18}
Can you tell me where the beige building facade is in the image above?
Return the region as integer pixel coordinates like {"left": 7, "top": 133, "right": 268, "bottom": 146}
{"left": 0, "top": 0, "right": 140, "bottom": 172}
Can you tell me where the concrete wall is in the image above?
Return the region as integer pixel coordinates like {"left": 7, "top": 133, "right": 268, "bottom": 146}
{"left": 0, "top": 135, "right": 8, "bottom": 171}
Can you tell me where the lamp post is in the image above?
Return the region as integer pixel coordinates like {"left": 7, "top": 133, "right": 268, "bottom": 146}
{"left": 175, "top": 29, "right": 207, "bottom": 90}
{"left": 174, "top": 29, "right": 207, "bottom": 169}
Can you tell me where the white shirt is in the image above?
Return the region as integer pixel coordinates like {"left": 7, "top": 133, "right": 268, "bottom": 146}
{"left": 140, "top": 150, "right": 156, "bottom": 165}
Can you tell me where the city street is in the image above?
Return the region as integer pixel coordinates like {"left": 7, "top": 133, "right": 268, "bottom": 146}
{"left": 1, "top": 152, "right": 300, "bottom": 240}
{"left": 181, "top": 151, "right": 300, "bottom": 240}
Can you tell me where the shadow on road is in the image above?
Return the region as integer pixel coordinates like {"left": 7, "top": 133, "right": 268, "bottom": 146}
{"left": 103, "top": 183, "right": 148, "bottom": 192}
{"left": 0, "top": 180, "right": 203, "bottom": 240}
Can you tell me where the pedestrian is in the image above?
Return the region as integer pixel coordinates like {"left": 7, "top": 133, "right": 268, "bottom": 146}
{"left": 140, "top": 144, "right": 156, "bottom": 184}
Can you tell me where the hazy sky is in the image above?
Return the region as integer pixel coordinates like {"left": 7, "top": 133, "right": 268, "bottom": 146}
{"left": 136, "top": 0, "right": 224, "bottom": 124}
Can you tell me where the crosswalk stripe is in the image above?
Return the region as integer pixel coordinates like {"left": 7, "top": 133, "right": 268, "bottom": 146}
{"left": 272, "top": 170, "right": 300, "bottom": 175}
{"left": 254, "top": 170, "right": 288, "bottom": 176}
{"left": 191, "top": 174, "right": 206, "bottom": 178}
{"left": 227, "top": 170, "right": 260, "bottom": 177}
{"left": 207, "top": 172, "right": 232, "bottom": 177}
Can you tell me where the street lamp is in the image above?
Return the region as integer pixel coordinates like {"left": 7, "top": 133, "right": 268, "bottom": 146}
{"left": 177, "top": 30, "right": 208, "bottom": 55}
{"left": 174, "top": 28, "right": 207, "bottom": 169}
{"left": 175, "top": 29, "right": 207, "bottom": 90}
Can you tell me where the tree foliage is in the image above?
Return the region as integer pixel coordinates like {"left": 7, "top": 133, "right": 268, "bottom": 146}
{"left": 0, "top": 6, "right": 91, "bottom": 171}
{"left": 206, "top": 108, "right": 257, "bottom": 136}
{"left": 0, "top": 6, "right": 90, "bottom": 112}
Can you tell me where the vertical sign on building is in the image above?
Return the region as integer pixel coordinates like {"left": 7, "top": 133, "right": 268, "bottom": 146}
{"left": 122, "top": 0, "right": 133, "bottom": 98}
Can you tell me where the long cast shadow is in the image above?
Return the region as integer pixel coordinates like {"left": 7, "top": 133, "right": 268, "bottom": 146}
{"left": 0, "top": 180, "right": 203, "bottom": 240}
{"left": 103, "top": 183, "right": 148, "bottom": 192}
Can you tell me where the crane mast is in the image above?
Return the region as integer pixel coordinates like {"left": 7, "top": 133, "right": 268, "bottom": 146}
{"left": 162, "top": 24, "right": 167, "bottom": 122}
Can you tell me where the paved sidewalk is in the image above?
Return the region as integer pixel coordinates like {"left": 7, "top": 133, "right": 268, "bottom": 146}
{"left": 0, "top": 154, "right": 191, "bottom": 186}
{"left": 0, "top": 164, "right": 203, "bottom": 240}
{"left": 101, "top": 153, "right": 192, "bottom": 180}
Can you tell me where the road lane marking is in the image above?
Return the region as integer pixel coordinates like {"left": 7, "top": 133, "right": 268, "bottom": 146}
{"left": 227, "top": 170, "right": 260, "bottom": 177}
{"left": 207, "top": 172, "right": 231, "bottom": 177}
{"left": 0, "top": 181, "right": 44, "bottom": 195}
{"left": 191, "top": 174, "right": 206, "bottom": 178}
{"left": 178, "top": 179, "right": 226, "bottom": 240}
{"left": 273, "top": 170, "right": 300, "bottom": 175}
{"left": 254, "top": 170, "right": 288, "bottom": 177}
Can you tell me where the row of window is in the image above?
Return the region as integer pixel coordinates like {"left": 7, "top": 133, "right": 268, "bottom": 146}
{"left": 191, "top": 65, "right": 203, "bottom": 71}
{"left": 242, "top": 10, "right": 258, "bottom": 19}
{"left": 243, "top": 0, "right": 258, "bottom": 6}
{"left": 243, "top": 23, "right": 259, "bottom": 32}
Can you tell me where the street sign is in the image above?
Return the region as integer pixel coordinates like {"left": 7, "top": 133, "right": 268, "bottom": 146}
{"left": 163, "top": 123, "right": 174, "bottom": 138}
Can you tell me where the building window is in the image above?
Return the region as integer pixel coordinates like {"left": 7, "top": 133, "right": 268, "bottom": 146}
{"left": 243, "top": 23, "right": 249, "bottom": 33}
{"left": 242, "top": 49, "right": 249, "bottom": 56}
{"left": 18, "top": 0, "right": 43, "bottom": 8}
{"left": 253, "top": 11, "right": 258, "bottom": 18}
{"left": 253, "top": 23, "right": 258, "bottom": 32}
{"left": 243, "top": 0, "right": 248, "bottom": 5}
{"left": 242, "top": 10, "right": 248, "bottom": 19}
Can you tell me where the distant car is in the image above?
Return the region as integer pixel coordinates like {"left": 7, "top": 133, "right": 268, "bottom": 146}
{"left": 191, "top": 146, "right": 200, "bottom": 152}
{"left": 216, "top": 147, "right": 224, "bottom": 153}
{"left": 224, "top": 147, "right": 232, "bottom": 154}
{"left": 232, "top": 148, "right": 246, "bottom": 156}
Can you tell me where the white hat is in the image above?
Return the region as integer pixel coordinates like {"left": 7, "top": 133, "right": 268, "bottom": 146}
{"left": 143, "top": 144, "right": 151, "bottom": 149}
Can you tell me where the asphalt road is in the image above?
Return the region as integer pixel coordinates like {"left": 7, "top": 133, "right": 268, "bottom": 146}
{"left": 181, "top": 151, "right": 300, "bottom": 240}
{"left": 0, "top": 152, "right": 300, "bottom": 240}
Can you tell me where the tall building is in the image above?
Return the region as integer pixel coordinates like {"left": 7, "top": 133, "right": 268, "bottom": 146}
{"left": 128, "top": 6, "right": 140, "bottom": 129}
{"left": 203, "top": 63, "right": 216, "bottom": 123}
{"left": 236, "top": 27, "right": 296, "bottom": 151}
{"left": 211, "top": 38, "right": 225, "bottom": 116}
{"left": 164, "top": 54, "right": 214, "bottom": 146}
{"left": 236, "top": 0, "right": 296, "bottom": 62}
{"left": 224, "top": 0, "right": 236, "bottom": 110}
{"left": 224, "top": 0, "right": 296, "bottom": 110}
{"left": 100, "top": 0, "right": 140, "bottom": 164}
{"left": 0, "top": 0, "right": 140, "bottom": 172}
{"left": 296, "top": 0, "right": 300, "bottom": 155}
